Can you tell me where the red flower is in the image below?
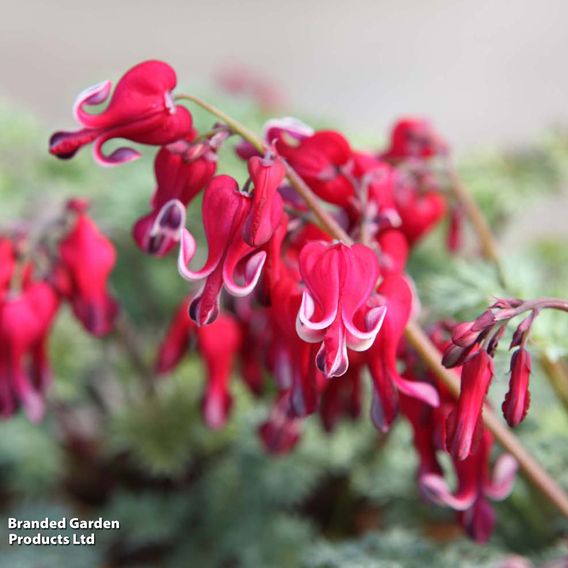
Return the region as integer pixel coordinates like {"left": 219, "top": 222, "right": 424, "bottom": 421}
{"left": 502, "top": 348, "right": 531, "bottom": 428}
{"left": 156, "top": 300, "right": 242, "bottom": 429}
{"left": 394, "top": 179, "right": 447, "bottom": 245}
{"left": 446, "top": 349, "right": 494, "bottom": 461}
{"left": 49, "top": 61, "right": 192, "bottom": 166}
{"left": 155, "top": 299, "right": 195, "bottom": 374}
{"left": 242, "top": 155, "right": 286, "bottom": 247}
{"left": 198, "top": 314, "right": 242, "bottom": 429}
{"left": 236, "top": 116, "right": 313, "bottom": 160}
{"left": 133, "top": 138, "right": 217, "bottom": 256}
{"left": 258, "top": 392, "right": 302, "bottom": 455}
{"left": 277, "top": 131, "right": 355, "bottom": 206}
{"left": 296, "top": 241, "right": 386, "bottom": 378}
{"left": 270, "top": 274, "right": 322, "bottom": 417}
{"left": 383, "top": 118, "right": 448, "bottom": 161}
{"left": 0, "top": 282, "right": 59, "bottom": 421}
{"left": 174, "top": 174, "right": 280, "bottom": 325}
{"left": 57, "top": 206, "right": 119, "bottom": 336}
{"left": 421, "top": 430, "right": 517, "bottom": 543}
{"left": 367, "top": 274, "right": 439, "bottom": 431}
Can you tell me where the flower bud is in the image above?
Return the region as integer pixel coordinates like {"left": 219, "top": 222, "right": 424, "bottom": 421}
{"left": 502, "top": 348, "right": 531, "bottom": 428}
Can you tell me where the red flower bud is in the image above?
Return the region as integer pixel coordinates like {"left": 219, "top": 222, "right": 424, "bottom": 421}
{"left": 502, "top": 348, "right": 531, "bottom": 428}
{"left": 446, "top": 349, "right": 493, "bottom": 461}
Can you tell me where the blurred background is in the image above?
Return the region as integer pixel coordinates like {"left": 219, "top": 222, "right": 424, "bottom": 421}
{"left": 1, "top": 1, "right": 568, "bottom": 567}
{"left": 0, "top": 0, "right": 567, "bottom": 149}
{"left": 2, "top": 0, "right": 567, "bottom": 242}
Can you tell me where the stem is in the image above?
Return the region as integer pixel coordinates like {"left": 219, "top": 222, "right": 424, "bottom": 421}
{"left": 176, "top": 93, "right": 568, "bottom": 518}
{"left": 405, "top": 321, "right": 568, "bottom": 518}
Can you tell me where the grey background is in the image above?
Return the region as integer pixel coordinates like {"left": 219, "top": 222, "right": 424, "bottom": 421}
{"left": 1, "top": 0, "right": 567, "bottom": 241}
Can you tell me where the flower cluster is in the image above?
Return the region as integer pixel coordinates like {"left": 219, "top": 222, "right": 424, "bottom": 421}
{"left": 0, "top": 199, "right": 118, "bottom": 421}
{"left": 443, "top": 297, "right": 568, "bottom": 458}
{"left": 47, "top": 60, "right": 535, "bottom": 541}
{"left": 401, "top": 323, "right": 517, "bottom": 542}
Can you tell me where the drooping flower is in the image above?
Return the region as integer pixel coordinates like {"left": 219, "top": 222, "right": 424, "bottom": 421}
{"left": 382, "top": 117, "right": 448, "bottom": 161}
{"left": 445, "top": 349, "right": 494, "bottom": 461}
{"left": 258, "top": 392, "right": 302, "bottom": 455}
{"left": 0, "top": 282, "right": 59, "bottom": 421}
{"left": 296, "top": 241, "right": 386, "bottom": 378}
{"left": 173, "top": 172, "right": 281, "bottom": 326}
{"left": 197, "top": 314, "right": 242, "bottom": 429}
{"left": 156, "top": 299, "right": 242, "bottom": 429}
{"left": 502, "top": 348, "right": 531, "bottom": 428}
{"left": 242, "top": 155, "right": 286, "bottom": 247}
{"left": 49, "top": 60, "right": 192, "bottom": 166}
{"left": 56, "top": 204, "right": 119, "bottom": 336}
{"left": 421, "top": 429, "right": 517, "bottom": 543}
{"left": 367, "top": 274, "right": 439, "bottom": 432}
{"left": 393, "top": 177, "right": 447, "bottom": 245}
{"left": 133, "top": 136, "right": 217, "bottom": 256}
{"left": 155, "top": 298, "right": 196, "bottom": 374}
{"left": 277, "top": 131, "right": 355, "bottom": 206}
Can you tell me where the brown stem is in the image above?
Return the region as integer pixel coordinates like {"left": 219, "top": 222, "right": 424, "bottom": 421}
{"left": 176, "top": 93, "right": 568, "bottom": 518}
{"left": 405, "top": 321, "right": 568, "bottom": 518}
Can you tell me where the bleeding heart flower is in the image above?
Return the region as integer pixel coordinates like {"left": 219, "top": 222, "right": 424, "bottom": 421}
{"left": 56, "top": 204, "right": 119, "bottom": 336}
{"left": 197, "top": 313, "right": 242, "bottom": 429}
{"left": 445, "top": 349, "right": 494, "bottom": 461}
{"left": 367, "top": 274, "right": 439, "bottom": 432}
{"left": 421, "top": 429, "right": 517, "bottom": 543}
{"left": 133, "top": 137, "right": 217, "bottom": 256}
{"left": 296, "top": 241, "right": 386, "bottom": 378}
{"left": 277, "top": 131, "right": 355, "bottom": 206}
{"left": 171, "top": 173, "right": 281, "bottom": 326}
{"left": 382, "top": 118, "right": 448, "bottom": 161}
{"left": 258, "top": 392, "right": 303, "bottom": 455}
{"left": 0, "top": 282, "right": 59, "bottom": 422}
{"left": 394, "top": 180, "right": 447, "bottom": 245}
{"left": 242, "top": 155, "right": 286, "bottom": 247}
{"left": 49, "top": 60, "right": 192, "bottom": 166}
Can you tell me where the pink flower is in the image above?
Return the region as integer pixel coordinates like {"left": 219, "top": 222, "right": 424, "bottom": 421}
{"left": 277, "top": 131, "right": 355, "bottom": 206}
{"left": 49, "top": 61, "right": 192, "bottom": 166}
{"left": 446, "top": 349, "right": 494, "bottom": 461}
{"left": 242, "top": 155, "right": 285, "bottom": 247}
{"left": 56, "top": 205, "right": 119, "bottom": 336}
{"left": 133, "top": 137, "right": 217, "bottom": 256}
{"left": 198, "top": 314, "right": 242, "bottom": 429}
{"left": 296, "top": 241, "right": 386, "bottom": 378}
{"left": 382, "top": 118, "right": 448, "bottom": 161}
{"left": 258, "top": 393, "right": 302, "bottom": 455}
{"left": 394, "top": 179, "right": 447, "bottom": 245}
{"left": 156, "top": 300, "right": 242, "bottom": 429}
{"left": 502, "top": 348, "right": 531, "bottom": 428}
{"left": 367, "top": 274, "right": 439, "bottom": 431}
{"left": 173, "top": 173, "right": 281, "bottom": 326}
{"left": 421, "top": 430, "right": 517, "bottom": 543}
{"left": 0, "top": 282, "right": 59, "bottom": 422}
